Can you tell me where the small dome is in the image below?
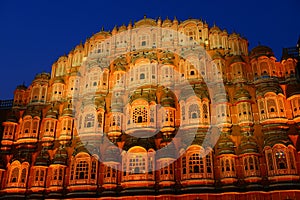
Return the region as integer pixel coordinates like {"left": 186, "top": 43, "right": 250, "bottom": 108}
{"left": 217, "top": 134, "right": 235, "bottom": 155}
{"left": 160, "top": 89, "right": 176, "bottom": 108}
{"left": 103, "top": 145, "right": 121, "bottom": 162}
{"left": 53, "top": 146, "right": 68, "bottom": 165}
{"left": 45, "top": 107, "right": 58, "bottom": 119}
{"left": 73, "top": 141, "right": 90, "bottom": 155}
{"left": 156, "top": 142, "right": 176, "bottom": 159}
{"left": 256, "top": 84, "right": 283, "bottom": 97}
{"left": 230, "top": 55, "right": 245, "bottom": 65}
{"left": 239, "top": 137, "right": 258, "bottom": 154}
{"left": 209, "top": 25, "right": 221, "bottom": 33}
{"left": 34, "top": 72, "right": 51, "bottom": 80}
{"left": 286, "top": 83, "right": 300, "bottom": 98}
{"left": 23, "top": 107, "right": 41, "bottom": 118}
{"left": 74, "top": 43, "right": 84, "bottom": 51}
{"left": 173, "top": 16, "right": 178, "bottom": 24}
{"left": 212, "top": 51, "right": 224, "bottom": 60}
{"left": 35, "top": 150, "right": 50, "bottom": 166}
{"left": 162, "top": 17, "right": 172, "bottom": 27}
{"left": 119, "top": 24, "right": 127, "bottom": 32}
{"left": 53, "top": 76, "right": 65, "bottom": 84}
{"left": 250, "top": 45, "right": 274, "bottom": 58}
{"left": 16, "top": 84, "right": 27, "bottom": 90}
{"left": 234, "top": 86, "right": 251, "bottom": 101}
{"left": 134, "top": 16, "right": 157, "bottom": 27}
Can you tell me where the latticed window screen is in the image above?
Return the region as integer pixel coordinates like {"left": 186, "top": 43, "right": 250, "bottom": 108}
{"left": 189, "top": 153, "right": 200, "bottom": 173}
{"left": 182, "top": 157, "right": 186, "bottom": 174}
{"left": 275, "top": 151, "right": 287, "bottom": 169}
{"left": 21, "top": 168, "right": 26, "bottom": 183}
{"left": 189, "top": 104, "right": 200, "bottom": 119}
{"left": 76, "top": 161, "right": 89, "bottom": 179}
{"left": 133, "top": 107, "right": 148, "bottom": 123}
{"left": 84, "top": 114, "right": 95, "bottom": 128}
{"left": 10, "top": 168, "right": 19, "bottom": 183}
{"left": 206, "top": 155, "right": 212, "bottom": 173}
{"left": 267, "top": 99, "right": 277, "bottom": 112}
{"left": 129, "top": 155, "right": 146, "bottom": 174}
{"left": 91, "top": 161, "right": 97, "bottom": 179}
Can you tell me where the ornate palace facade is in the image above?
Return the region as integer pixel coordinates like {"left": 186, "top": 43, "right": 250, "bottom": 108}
{"left": 0, "top": 17, "right": 300, "bottom": 199}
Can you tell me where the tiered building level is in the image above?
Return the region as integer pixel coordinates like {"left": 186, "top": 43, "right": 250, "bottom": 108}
{"left": 1, "top": 17, "right": 300, "bottom": 200}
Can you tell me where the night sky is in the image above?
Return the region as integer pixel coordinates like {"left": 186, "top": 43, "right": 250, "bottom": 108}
{"left": 0, "top": 0, "right": 299, "bottom": 100}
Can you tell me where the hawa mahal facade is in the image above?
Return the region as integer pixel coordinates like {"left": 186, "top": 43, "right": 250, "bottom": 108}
{"left": 0, "top": 17, "right": 300, "bottom": 200}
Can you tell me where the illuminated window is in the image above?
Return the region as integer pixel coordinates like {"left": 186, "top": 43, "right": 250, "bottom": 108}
{"left": 75, "top": 161, "right": 89, "bottom": 180}
{"left": 129, "top": 155, "right": 146, "bottom": 174}
{"left": 275, "top": 151, "right": 287, "bottom": 170}
{"left": 189, "top": 153, "right": 200, "bottom": 173}
{"left": 133, "top": 106, "right": 148, "bottom": 123}
{"left": 189, "top": 104, "right": 200, "bottom": 119}
{"left": 84, "top": 114, "right": 95, "bottom": 128}
{"left": 10, "top": 168, "right": 19, "bottom": 183}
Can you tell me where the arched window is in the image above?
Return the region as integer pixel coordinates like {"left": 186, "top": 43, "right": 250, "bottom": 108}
{"left": 23, "top": 120, "right": 31, "bottom": 134}
{"left": 203, "top": 104, "right": 208, "bottom": 119}
{"left": 189, "top": 104, "right": 200, "bottom": 119}
{"left": 189, "top": 153, "right": 200, "bottom": 173}
{"left": 267, "top": 99, "right": 277, "bottom": 113}
{"left": 91, "top": 160, "right": 97, "bottom": 180}
{"left": 275, "top": 151, "right": 287, "bottom": 170}
{"left": 267, "top": 153, "right": 274, "bottom": 170}
{"left": 20, "top": 168, "right": 26, "bottom": 183}
{"left": 181, "top": 104, "right": 186, "bottom": 121}
{"left": 84, "top": 114, "right": 95, "bottom": 128}
{"left": 76, "top": 161, "right": 89, "bottom": 180}
{"left": 129, "top": 155, "right": 146, "bottom": 174}
{"left": 140, "top": 73, "right": 145, "bottom": 80}
{"left": 133, "top": 106, "right": 148, "bottom": 123}
{"left": 206, "top": 154, "right": 212, "bottom": 173}
{"left": 10, "top": 168, "right": 19, "bottom": 183}
{"left": 182, "top": 156, "right": 186, "bottom": 174}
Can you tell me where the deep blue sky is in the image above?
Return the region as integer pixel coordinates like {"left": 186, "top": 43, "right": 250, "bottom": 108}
{"left": 0, "top": 0, "right": 299, "bottom": 100}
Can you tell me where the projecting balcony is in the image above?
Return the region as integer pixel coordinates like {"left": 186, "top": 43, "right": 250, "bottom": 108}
{"left": 125, "top": 121, "right": 157, "bottom": 135}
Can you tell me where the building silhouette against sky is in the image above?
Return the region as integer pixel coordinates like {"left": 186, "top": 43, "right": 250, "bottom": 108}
{"left": 0, "top": 17, "right": 300, "bottom": 199}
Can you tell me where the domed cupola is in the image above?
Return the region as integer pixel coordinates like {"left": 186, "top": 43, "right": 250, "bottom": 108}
{"left": 194, "top": 84, "right": 209, "bottom": 99}
{"left": 162, "top": 16, "right": 172, "bottom": 27}
{"left": 255, "top": 83, "right": 283, "bottom": 97}
{"left": 102, "top": 144, "right": 121, "bottom": 162}
{"left": 16, "top": 84, "right": 27, "bottom": 90}
{"left": 62, "top": 102, "right": 74, "bottom": 117}
{"left": 250, "top": 45, "right": 275, "bottom": 59}
{"left": 94, "top": 95, "right": 106, "bottom": 110}
{"left": 156, "top": 142, "right": 176, "bottom": 160}
{"left": 23, "top": 106, "right": 41, "bottom": 118}
{"left": 234, "top": 86, "right": 251, "bottom": 102}
{"left": 33, "top": 72, "right": 51, "bottom": 82}
{"left": 212, "top": 51, "right": 224, "bottom": 60}
{"left": 6, "top": 111, "right": 18, "bottom": 123}
{"left": 239, "top": 136, "right": 258, "bottom": 154}
{"left": 119, "top": 24, "right": 127, "bottom": 32}
{"left": 160, "top": 89, "right": 176, "bottom": 108}
{"left": 217, "top": 134, "right": 235, "bottom": 155}
{"left": 73, "top": 141, "right": 90, "bottom": 156}
{"left": 209, "top": 24, "right": 221, "bottom": 33}
{"left": 45, "top": 106, "right": 58, "bottom": 119}
{"left": 286, "top": 83, "right": 300, "bottom": 99}
{"left": 35, "top": 150, "right": 50, "bottom": 166}
{"left": 53, "top": 146, "right": 68, "bottom": 165}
